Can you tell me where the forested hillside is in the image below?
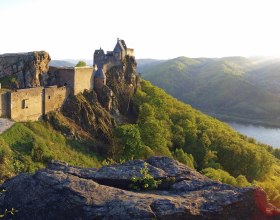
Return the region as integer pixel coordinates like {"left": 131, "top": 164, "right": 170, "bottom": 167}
{"left": 129, "top": 80, "right": 280, "bottom": 206}
{"left": 141, "top": 56, "right": 280, "bottom": 126}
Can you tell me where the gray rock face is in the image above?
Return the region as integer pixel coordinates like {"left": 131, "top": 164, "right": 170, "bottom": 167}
{"left": 106, "top": 56, "right": 139, "bottom": 115}
{"left": 0, "top": 51, "right": 51, "bottom": 89}
{"left": 0, "top": 157, "right": 279, "bottom": 219}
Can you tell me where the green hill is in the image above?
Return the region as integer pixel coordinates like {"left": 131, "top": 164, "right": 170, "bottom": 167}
{"left": 141, "top": 56, "right": 280, "bottom": 126}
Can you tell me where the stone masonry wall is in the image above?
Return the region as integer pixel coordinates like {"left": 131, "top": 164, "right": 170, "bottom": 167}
{"left": 0, "top": 51, "right": 51, "bottom": 89}
{"left": 10, "top": 87, "right": 43, "bottom": 122}
{"left": 74, "top": 67, "right": 94, "bottom": 94}
{"left": 48, "top": 67, "right": 94, "bottom": 95}
{"left": 48, "top": 67, "right": 75, "bottom": 94}
{"left": 0, "top": 91, "right": 10, "bottom": 117}
{"left": 44, "top": 86, "right": 69, "bottom": 114}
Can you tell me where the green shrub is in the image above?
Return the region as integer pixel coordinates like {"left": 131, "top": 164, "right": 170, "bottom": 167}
{"left": 172, "top": 148, "right": 195, "bottom": 169}
{"left": 129, "top": 162, "right": 161, "bottom": 190}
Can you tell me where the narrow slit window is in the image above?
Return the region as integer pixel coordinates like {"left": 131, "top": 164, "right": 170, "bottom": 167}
{"left": 22, "top": 99, "right": 29, "bottom": 109}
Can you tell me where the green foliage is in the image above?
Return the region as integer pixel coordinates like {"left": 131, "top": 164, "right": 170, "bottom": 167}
{"left": 201, "top": 168, "right": 250, "bottom": 187}
{"left": 272, "top": 148, "right": 280, "bottom": 160}
{"left": 254, "top": 165, "right": 280, "bottom": 207}
{"left": 129, "top": 162, "right": 161, "bottom": 190}
{"left": 101, "top": 158, "right": 126, "bottom": 166}
{"left": 0, "top": 208, "right": 18, "bottom": 218}
{"left": 172, "top": 148, "right": 194, "bottom": 169}
{"left": 113, "top": 124, "right": 153, "bottom": 160}
{"left": 133, "top": 80, "right": 273, "bottom": 181}
{"left": 0, "top": 74, "right": 18, "bottom": 89}
{"left": 75, "top": 60, "right": 87, "bottom": 67}
{"left": 31, "top": 143, "right": 46, "bottom": 162}
{"left": 0, "top": 121, "right": 101, "bottom": 183}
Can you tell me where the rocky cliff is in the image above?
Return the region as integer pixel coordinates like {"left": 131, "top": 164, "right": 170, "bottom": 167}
{"left": 0, "top": 51, "right": 50, "bottom": 89}
{"left": 61, "top": 90, "right": 115, "bottom": 143}
{"left": 104, "top": 55, "right": 139, "bottom": 115}
{"left": 0, "top": 157, "right": 279, "bottom": 219}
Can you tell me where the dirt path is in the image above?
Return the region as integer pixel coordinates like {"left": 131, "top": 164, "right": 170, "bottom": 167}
{"left": 0, "top": 118, "right": 14, "bottom": 134}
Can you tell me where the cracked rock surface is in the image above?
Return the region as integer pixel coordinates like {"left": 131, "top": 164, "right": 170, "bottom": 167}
{"left": 0, "top": 156, "right": 279, "bottom": 219}
{"left": 0, "top": 51, "right": 50, "bottom": 89}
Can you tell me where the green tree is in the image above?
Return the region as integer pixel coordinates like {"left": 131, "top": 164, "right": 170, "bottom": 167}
{"left": 172, "top": 148, "right": 194, "bottom": 168}
{"left": 139, "top": 119, "right": 172, "bottom": 156}
{"left": 114, "top": 124, "right": 153, "bottom": 160}
{"left": 75, "top": 61, "right": 86, "bottom": 67}
{"left": 236, "top": 175, "right": 250, "bottom": 187}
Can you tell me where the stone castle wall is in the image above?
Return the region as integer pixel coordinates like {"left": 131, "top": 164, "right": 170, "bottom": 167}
{"left": 0, "top": 51, "right": 50, "bottom": 89}
{"left": 0, "top": 65, "right": 94, "bottom": 122}
{"left": 49, "top": 67, "right": 94, "bottom": 95}
{"left": 44, "top": 86, "right": 69, "bottom": 114}
{"left": 48, "top": 67, "right": 75, "bottom": 93}
{"left": 74, "top": 67, "right": 94, "bottom": 94}
{"left": 10, "top": 87, "right": 44, "bottom": 122}
{"left": 9, "top": 86, "right": 69, "bottom": 122}
{"left": 0, "top": 91, "right": 10, "bottom": 118}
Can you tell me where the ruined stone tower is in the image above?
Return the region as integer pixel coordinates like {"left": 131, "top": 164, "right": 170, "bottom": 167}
{"left": 93, "top": 38, "right": 134, "bottom": 74}
{"left": 94, "top": 65, "right": 106, "bottom": 90}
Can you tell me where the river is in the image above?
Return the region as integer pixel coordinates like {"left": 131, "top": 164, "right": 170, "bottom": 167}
{"left": 227, "top": 122, "right": 280, "bottom": 148}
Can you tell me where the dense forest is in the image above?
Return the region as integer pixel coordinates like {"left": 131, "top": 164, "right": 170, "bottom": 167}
{"left": 115, "top": 80, "right": 280, "bottom": 206}
{"left": 140, "top": 56, "right": 280, "bottom": 126}
{"left": 1, "top": 80, "right": 280, "bottom": 207}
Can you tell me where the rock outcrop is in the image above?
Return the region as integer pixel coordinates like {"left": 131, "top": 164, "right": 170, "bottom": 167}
{"left": 1, "top": 156, "right": 279, "bottom": 219}
{"left": 61, "top": 90, "right": 115, "bottom": 142}
{"left": 105, "top": 56, "right": 139, "bottom": 115}
{"left": 0, "top": 51, "right": 50, "bottom": 89}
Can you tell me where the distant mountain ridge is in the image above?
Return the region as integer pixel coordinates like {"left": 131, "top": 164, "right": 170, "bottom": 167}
{"left": 136, "top": 59, "right": 165, "bottom": 73}
{"left": 141, "top": 56, "right": 280, "bottom": 127}
{"left": 50, "top": 59, "right": 92, "bottom": 67}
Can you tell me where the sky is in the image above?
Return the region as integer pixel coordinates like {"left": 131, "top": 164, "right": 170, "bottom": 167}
{"left": 0, "top": 0, "right": 280, "bottom": 60}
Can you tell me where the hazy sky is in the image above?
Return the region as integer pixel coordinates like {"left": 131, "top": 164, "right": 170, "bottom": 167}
{"left": 1, "top": 0, "right": 280, "bottom": 60}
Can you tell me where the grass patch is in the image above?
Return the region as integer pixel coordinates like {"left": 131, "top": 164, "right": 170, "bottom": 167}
{"left": 0, "top": 121, "right": 101, "bottom": 182}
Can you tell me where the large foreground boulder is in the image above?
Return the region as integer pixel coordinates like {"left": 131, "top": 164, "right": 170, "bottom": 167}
{"left": 0, "top": 157, "right": 279, "bottom": 219}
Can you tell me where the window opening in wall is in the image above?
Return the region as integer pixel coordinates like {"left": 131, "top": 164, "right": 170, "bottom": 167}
{"left": 22, "top": 99, "right": 29, "bottom": 109}
{"left": 48, "top": 96, "right": 51, "bottom": 99}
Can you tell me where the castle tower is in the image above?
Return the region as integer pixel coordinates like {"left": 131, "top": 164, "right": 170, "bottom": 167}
{"left": 94, "top": 65, "right": 106, "bottom": 90}
{"left": 93, "top": 47, "right": 105, "bottom": 68}
{"left": 113, "top": 38, "right": 127, "bottom": 61}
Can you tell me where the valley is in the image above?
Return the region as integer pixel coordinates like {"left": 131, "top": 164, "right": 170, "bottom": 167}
{"left": 139, "top": 56, "right": 280, "bottom": 127}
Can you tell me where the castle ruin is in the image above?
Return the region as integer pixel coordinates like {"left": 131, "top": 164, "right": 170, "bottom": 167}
{"left": 0, "top": 39, "right": 135, "bottom": 122}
